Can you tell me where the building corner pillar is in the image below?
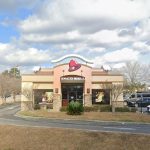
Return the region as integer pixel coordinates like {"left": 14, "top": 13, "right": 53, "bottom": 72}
{"left": 53, "top": 94, "right": 62, "bottom": 112}
{"left": 84, "top": 94, "right": 92, "bottom": 107}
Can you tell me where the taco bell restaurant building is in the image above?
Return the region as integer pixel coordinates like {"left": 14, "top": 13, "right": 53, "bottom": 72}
{"left": 21, "top": 54, "right": 124, "bottom": 111}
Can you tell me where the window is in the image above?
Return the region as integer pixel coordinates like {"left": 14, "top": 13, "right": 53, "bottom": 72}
{"left": 92, "top": 89, "right": 110, "bottom": 104}
{"left": 142, "top": 94, "right": 150, "bottom": 97}
{"left": 137, "top": 94, "right": 142, "bottom": 98}
{"left": 34, "top": 89, "right": 53, "bottom": 104}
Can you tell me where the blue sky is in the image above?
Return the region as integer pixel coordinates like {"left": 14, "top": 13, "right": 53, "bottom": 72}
{"left": 0, "top": 0, "right": 150, "bottom": 73}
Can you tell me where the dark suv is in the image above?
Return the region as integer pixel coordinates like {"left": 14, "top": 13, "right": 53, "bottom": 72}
{"left": 136, "top": 97, "right": 150, "bottom": 107}
{"left": 126, "top": 93, "right": 150, "bottom": 107}
{"left": 126, "top": 93, "right": 140, "bottom": 107}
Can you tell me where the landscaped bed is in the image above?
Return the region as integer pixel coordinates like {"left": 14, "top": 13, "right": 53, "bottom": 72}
{"left": 0, "top": 125, "right": 150, "bottom": 150}
{"left": 19, "top": 110, "right": 150, "bottom": 123}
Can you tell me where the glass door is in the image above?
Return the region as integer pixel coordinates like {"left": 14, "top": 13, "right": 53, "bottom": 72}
{"left": 69, "top": 91, "right": 76, "bottom": 102}
{"left": 61, "top": 83, "right": 84, "bottom": 106}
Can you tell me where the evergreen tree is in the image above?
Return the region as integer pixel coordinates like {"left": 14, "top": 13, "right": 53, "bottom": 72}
{"left": 2, "top": 67, "right": 20, "bottom": 78}
{"left": 9, "top": 67, "right": 20, "bottom": 78}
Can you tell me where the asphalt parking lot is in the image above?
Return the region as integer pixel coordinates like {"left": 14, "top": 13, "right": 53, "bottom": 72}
{"left": 137, "top": 106, "right": 149, "bottom": 113}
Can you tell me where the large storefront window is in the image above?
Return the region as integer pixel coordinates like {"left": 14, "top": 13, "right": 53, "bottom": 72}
{"left": 34, "top": 89, "right": 53, "bottom": 105}
{"left": 92, "top": 89, "right": 110, "bottom": 104}
{"left": 61, "top": 83, "right": 84, "bottom": 106}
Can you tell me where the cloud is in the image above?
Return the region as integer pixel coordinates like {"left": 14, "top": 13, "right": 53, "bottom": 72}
{"left": 5, "top": 48, "right": 50, "bottom": 65}
{"left": 20, "top": 30, "right": 84, "bottom": 44}
{"left": 102, "top": 48, "right": 139, "bottom": 62}
{"left": 113, "top": 63, "right": 126, "bottom": 69}
{"left": 88, "top": 29, "right": 132, "bottom": 47}
{"left": 0, "top": 43, "right": 52, "bottom": 67}
{"left": 0, "top": 0, "right": 150, "bottom": 72}
{"left": 19, "top": 0, "right": 150, "bottom": 34}
{"left": 88, "top": 47, "right": 106, "bottom": 53}
{"left": 93, "top": 48, "right": 139, "bottom": 67}
{"left": 135, "top": 18, "right": 150, "bottom": 41}
{"left": 133, "top": 41, "right": 150, "bottom": 53}
{"left": 17, "top": 0, "right": 150, "bottom": 56}
{"left": 0, "top": 0, "right": 40, "bottom": 13}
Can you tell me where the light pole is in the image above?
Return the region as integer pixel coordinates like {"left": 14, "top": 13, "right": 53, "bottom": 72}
{"left": 140, "top": 94, "right": 143, "bottom": 113}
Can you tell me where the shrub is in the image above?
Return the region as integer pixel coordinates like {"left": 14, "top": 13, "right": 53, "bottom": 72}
{"left": 99, "top": 105, "right": 112, "bottom": 112}
{"left": 60, "top": 106, "right": 67, "bottom": 112}
{"left": 67, "top": 101, "right": 84, "bottom": 115}
{"left": 115, "top": 107, "right": 130, "bottom": 112}
{"left": 84, "top": 106, "right": 98, "bottom": 112}
{"left": 34, "top": 104, "right": 40, "bottom": 110}
{"left": 47, "top": 103, "right": 53, "bottom": 109}
{"left": 93, "top": 105, "right": 100, "bottom": 111}
{"left": 130, "top": 107, "right": 137, "bottom": 112}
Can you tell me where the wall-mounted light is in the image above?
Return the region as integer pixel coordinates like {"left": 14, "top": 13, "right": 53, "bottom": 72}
{"left": 81, "top": 70, "right": 83, "bottom": 76}
{"left": 55, "top": 88, "right": 58, "bottom": 93}
{"left": 62, "top": 70, "right": 65, "bottom": 76}
{"left": 87, "top": 88, "right": 90, "bottom": 93}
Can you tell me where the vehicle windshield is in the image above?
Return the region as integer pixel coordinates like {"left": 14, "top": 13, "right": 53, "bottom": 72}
{"left": 142, "top": 94, "right": 150, "bottom": 97}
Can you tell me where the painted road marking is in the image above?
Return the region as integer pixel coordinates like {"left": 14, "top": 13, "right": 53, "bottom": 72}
{"left": 7, "top": 107, "right": 14, "bottom": 110}
{"left": 104, "top": 127, "right": 136, "bottom": 130}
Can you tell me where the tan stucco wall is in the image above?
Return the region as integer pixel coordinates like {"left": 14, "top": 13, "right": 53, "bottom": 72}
{"left": 21, "top": 82, "right": 33, "bottom": 111}
{"left": 22, "top": 75, "right": 53, "bottom": 82}
{"left": 33, "top": 83, "right": 53, "bottom": 89}
{"left": 92, "top": 83, "right": 112, "bottom": 89}
{"left": 92, "top": 75, "right": 123, "bottom": 82}
{"left": 53, "top": 94, "right": 62, "bottom": 111}
{"left": 21, "top": 82, "right": 33, "bottom": 102}
{"left": 84, "top": 94, "right": 92, "bottom": 106}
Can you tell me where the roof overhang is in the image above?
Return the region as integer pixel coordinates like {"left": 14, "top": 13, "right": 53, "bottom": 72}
{"left": 51, "top": 54, "right": 93, "bottom": 64}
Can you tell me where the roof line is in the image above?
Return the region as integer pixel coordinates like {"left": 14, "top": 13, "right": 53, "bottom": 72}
{"left": 51, "top": 54, "right": 93, "bottom": 64}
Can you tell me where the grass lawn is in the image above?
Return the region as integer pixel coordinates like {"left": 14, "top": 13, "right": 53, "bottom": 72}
{"left": 19, "top": 110, "right": 150, "bottom": 123}
{"left": 0, "top": 125, "right": 150, "bottom": 150}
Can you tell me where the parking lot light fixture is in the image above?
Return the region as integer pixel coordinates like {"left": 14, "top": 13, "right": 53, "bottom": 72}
{"left": 141, "top": 95, "right": 143, "bottom": 113}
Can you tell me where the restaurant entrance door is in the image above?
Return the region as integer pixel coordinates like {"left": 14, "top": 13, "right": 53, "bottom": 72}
{"left": 61, "top": 83, "right": 84, "bottom": 106}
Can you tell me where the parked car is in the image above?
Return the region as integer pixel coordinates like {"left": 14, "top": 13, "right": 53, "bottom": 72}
{"left": 126, "top": 100, "right": 137, "bottom": 107}
{"left": 126, "top": 92, "right": 150, "bottom": 107}
{"left": 125, "top": 93, "right": 140, "bottom": 107}
{"left": 136, "top": 98, "right": 150, "bottom": 107}
{"left": 147, "top": 105, "right": 150, "bottom": 113}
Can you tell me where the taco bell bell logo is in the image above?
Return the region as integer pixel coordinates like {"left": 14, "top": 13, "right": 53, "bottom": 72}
{"left": 68, "top": 59, "right": 81, "bottom": 72}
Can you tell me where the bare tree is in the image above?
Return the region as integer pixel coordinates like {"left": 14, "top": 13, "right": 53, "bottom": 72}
{"left": 0, "top": 75, "right": 10, "bottom": 104}
{"left": 123, "top": 61, "right": 141, "bottom": 84}
{"left": 21, "top": 87, "right": 33, "bottom": 111}
{"left": 22, "top": 88, "right": 32, "bottom": 100}
{"left": 9, "top": 77, "right": 21, "bottom": 102}
{"left": 103, "top": 83, "right": 124, "bottom": 112}
{"left": 141, "top": 63, "right": 150, "bottom": 84}
{"left": 0, "top": 74, "right": 21, "bottom": 104}
{"left": 122, "top": 61, "right": 149, "bottom": 93}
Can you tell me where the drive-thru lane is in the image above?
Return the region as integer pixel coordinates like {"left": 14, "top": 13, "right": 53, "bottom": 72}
{"left": 0, "top": 103, "right": 150, "bottom": 135}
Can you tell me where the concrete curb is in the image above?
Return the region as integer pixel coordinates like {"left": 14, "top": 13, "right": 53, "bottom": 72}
{"left": 15, "top": 112, "right": 150, "bottom": 125}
